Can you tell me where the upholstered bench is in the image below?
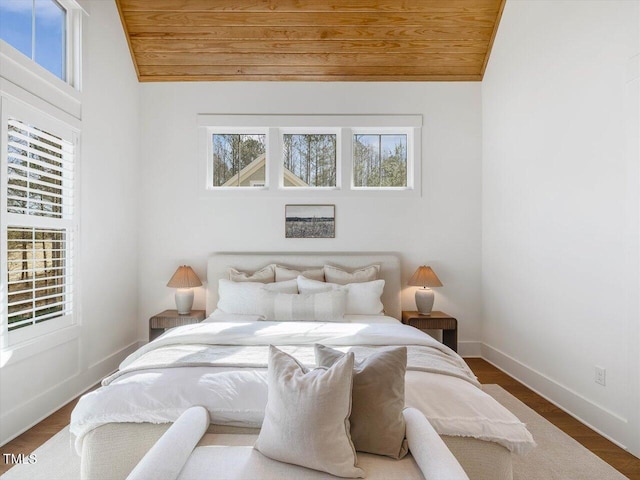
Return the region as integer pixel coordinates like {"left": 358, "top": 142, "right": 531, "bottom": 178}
{"left": 126, "top": 406, "right": 469, "bottom": 480}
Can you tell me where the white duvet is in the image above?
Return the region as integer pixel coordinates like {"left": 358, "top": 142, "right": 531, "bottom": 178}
{"left": 70, "top": 321, "right": 535, "bottom": 455}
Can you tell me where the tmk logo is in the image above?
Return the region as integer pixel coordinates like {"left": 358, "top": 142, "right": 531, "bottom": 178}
{"left": 2, "top": 453, "right": 37, "bottom": 464}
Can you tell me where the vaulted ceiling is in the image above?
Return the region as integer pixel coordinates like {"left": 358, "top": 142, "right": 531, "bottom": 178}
{"left": 116, "top": 0, "right": 505, "bottom": 82}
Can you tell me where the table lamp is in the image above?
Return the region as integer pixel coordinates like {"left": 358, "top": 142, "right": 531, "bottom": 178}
{"left": 167, "top": 265, "right": 202, "bottom": 314}
{"left": 408, "top": 266, "right": 443, "bottom": 315}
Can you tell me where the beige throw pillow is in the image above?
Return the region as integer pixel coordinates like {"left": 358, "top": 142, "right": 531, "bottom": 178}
{"left": 324, "top": 264, "right": 380, "bottom": 284}
{"left": 229, "top": 264, "right": 275, "bottom": 283}
{"left": 315, "top": 344, "right": 409, "bottom": 459}
{"left": 275, "top": 265, "right": 325, "bottom": 282}
{"left": 259, "top": 290, "right": 347, "bottom": 321}
{"left": 254, "top": 346, "right": 364, "bottom": 478}
{"left": 297, "top": 276, "right": 385, "bottom": 315}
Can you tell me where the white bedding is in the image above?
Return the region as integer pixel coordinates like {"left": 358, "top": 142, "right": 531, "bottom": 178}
{"left": 71, "top": 321, "right": 535, "bottom": 456}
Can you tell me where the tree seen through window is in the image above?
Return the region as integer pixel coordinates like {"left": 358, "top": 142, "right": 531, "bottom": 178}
{"left": 283, "top": 134, "right": 336, "bottom": 187}
{"left": 353, "top": 134, "right": 407, "bottom": 187}
{"left": 212, "top": 134, "right": 266, "bottom": 187}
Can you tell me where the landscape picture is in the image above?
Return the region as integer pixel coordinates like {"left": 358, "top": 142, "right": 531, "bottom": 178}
{"left": 285, "top": 204, "right": 335, "bottom": 239}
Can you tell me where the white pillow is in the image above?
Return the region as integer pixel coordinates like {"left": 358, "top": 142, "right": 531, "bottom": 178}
{"left": 217, "top": 279, "right": 298, "bottom": 315}
{"left": 275, "top": 265, "right": 325, "bottom": 282}
{"left": 254, "top": 346, "right": 364, "bottom": 478}
{"left": 297, "top": 276, "right": 385, "bottom": 315}
{"left": 203, "top": 310, "right": 265, "bottom": 323}
{"left": 324, "top": 264, "right": 380, "bottom": 284}
{"left": 229, "top": 264, "right": 275, "bottom": 283}
{"left": 259, "top": 290, "right": 347, "bottom": 322}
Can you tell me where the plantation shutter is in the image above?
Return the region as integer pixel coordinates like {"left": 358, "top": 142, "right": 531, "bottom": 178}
{"left": 3, "top": 109, "right": 77, "bottom": 341}
{"left": 7, "top": 119, "right": 74, "bottom": 219}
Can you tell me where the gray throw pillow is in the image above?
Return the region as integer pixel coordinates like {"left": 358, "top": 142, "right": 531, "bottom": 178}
{"left": 315, "top": 344, "right": 409, "bottom": 459}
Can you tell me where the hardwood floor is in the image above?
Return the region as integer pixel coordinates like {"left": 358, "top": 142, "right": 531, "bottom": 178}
{"left": 466, "top": 358, "right": 640, "bottom": 479}
{"left": 1, "top": 359, "right": 639, "bottom": 478}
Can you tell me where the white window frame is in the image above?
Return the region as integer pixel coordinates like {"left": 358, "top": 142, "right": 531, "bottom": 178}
{"left": 0, "top": 95, "right": 81, "bottom": 349}
{"left": 198, "top": 114, "right": 422, "bottom": 197}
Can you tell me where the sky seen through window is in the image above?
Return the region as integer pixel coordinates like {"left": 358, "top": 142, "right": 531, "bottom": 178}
{"left": 0, "top": 0, "right": 66, "bottom": 80}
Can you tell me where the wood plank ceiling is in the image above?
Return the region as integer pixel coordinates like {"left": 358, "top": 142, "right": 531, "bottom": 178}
{"left": 115, "top": 0, "right": 505, "bottom": 82}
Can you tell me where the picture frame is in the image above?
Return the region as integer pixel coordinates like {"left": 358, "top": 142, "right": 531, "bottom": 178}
{"left": 285, "top": 204, "right": 336, "bottom": 239}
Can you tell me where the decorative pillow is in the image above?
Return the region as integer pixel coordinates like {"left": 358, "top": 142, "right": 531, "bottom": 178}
{"left": 203, "top": 310, "right": 265, "bottom": 323}
{"left": 324, "top": 264, "right": 380, "bottom": 285}
{"left": 315, "top": 344, "right": 409, "bottom": 459}
{"left": 254, "top": 346, "right": 364, "bottom": 478}
{"left": 217, "top": 279, "right": 297, "bottom": 315}
{"left": 229, "top": 264, "right": 275, "bottom": 283}
{"left": 275, "top": 265, "right": 325, "bottom": 282}
{"left": 259, "top": 290, "right": 347, "bottom": 322}
{"left": 297, "top": 276, "right": 385, "bottom": 315}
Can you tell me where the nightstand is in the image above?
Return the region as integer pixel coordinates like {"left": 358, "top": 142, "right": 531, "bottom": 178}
{"left": 402, "top": 311, "right": 458, "bottom": 352}
{"left": 149, "top": 309, "right": 206, "bottom": 341}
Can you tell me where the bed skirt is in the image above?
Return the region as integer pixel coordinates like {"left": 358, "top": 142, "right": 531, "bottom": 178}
{"left": 79, "top": 423, "right": 512, "bottom": 480}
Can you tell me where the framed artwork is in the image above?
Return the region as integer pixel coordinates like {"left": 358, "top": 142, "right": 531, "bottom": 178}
{"left": 285, "top": 204, "right": 335, "bottom": 239}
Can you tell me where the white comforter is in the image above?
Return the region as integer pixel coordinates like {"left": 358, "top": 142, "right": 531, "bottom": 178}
{"left": 70, "top": 321, "right": 535, "bottom": 455}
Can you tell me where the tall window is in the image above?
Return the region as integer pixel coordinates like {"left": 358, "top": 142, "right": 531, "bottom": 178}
{"left": 0, "top": 0, "right": 67, "bottom": 81}
{"left": 283, "top": 134, "right": 337, "bottom": 188}
{"left": 2, "top": 102, "right": 77, "bottom": 344}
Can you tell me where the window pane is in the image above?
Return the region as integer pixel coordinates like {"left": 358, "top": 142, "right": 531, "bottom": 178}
{"left": 212, "top": 134, "right": 266, "bottom": 187}
{"left": 35, "top": 0, "right": 66, "bottom": 80}
{"left": 282, "top": 134, "right": 336, "bottom": 187}
{"left": 7, "top": 118, "right": 73, "bottom": 219}
{"left": 353, "top": 134, "right": 407, "bottom": 187}
{"left": 0, "top": 0, "right": 33, "bottom": 58}
{"left": 7, "top": 227, "right": 70, "bottom": 331}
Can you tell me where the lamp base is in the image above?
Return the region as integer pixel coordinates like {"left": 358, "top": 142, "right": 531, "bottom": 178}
{"left": 415, "top": 288, "right": 435, "bottom": 315}
{"left": 175, "top": 289, "right": 194, "bottom": 315}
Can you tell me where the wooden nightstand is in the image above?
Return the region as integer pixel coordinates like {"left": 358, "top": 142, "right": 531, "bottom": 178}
{"left": 149, "top": 309, "right": 206, "bottom": 341}
{"left": 402, "top": 311, "right": 458, "bottom": 352}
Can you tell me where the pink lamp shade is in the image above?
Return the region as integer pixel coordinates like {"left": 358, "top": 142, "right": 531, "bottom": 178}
{"left": 408, "top": 266, "right": 442, "bottom": 315}
{"left": 167, "top": 266, "right": 202, "bottom": 314}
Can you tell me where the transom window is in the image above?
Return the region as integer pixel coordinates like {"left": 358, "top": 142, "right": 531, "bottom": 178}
{"left": 212, "top": 133, "right": 266, "bottom": 187}
{"left": 199, "top": 114, "right": 421, "bottom": 196}
{"left": 0, "top": 0, "right": 67, "bottom": 81}
{"left": 283, "top": 134, "right": 337, "bottom": 188}
{"left": 353, "top": 134, "right": 407, "bottom": 188}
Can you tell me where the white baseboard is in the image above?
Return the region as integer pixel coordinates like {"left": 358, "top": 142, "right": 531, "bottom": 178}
{"left": 459, "top": 341, "right": 482, "bottom": 358}
{"left": 0, "top": 341, "right": 139, "bottom": 447}
{"left": 481, "top": 342, "right": 629, "bottom": 451}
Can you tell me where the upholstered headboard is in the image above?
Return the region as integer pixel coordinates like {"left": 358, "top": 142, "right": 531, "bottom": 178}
{"left": 206, "top": 252, "right": 402, "bottom": 319}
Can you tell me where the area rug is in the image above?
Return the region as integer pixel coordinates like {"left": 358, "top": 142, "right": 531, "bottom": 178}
{"left": 1, "top": 385, "right": 629, "bottom": 479}
{"left": 482, "top": 384, "right": 629, "bottom": 479}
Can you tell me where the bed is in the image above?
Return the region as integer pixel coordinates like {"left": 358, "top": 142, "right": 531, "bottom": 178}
{"left": 70, "top": 252, "right": 534, "bottom": 480}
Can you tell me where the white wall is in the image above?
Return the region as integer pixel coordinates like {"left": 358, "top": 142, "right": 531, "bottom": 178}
{"left": 138, "top": 82, "right": 483, "bottom": 352}
{"left": 0, "top": 0, "right": 140, "bottom": 444}
{"left": 482, "top": 0, "right": 640, "bottom": 456}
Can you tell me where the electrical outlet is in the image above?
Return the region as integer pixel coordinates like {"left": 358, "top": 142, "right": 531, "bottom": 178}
{"left": 595, "top": 366, "right": 606, "bottom": 386}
